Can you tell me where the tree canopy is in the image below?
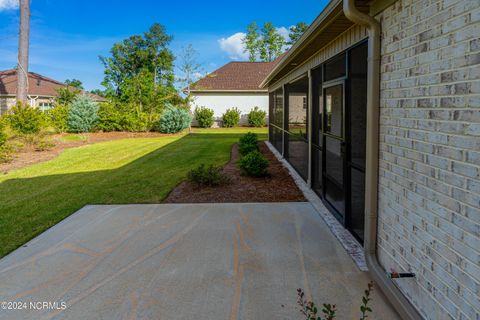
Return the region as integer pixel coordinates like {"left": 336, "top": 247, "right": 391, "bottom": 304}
{"left": 99, "top": 23, "right": 179, "bottom": 113}
{"left": 243, "top": 21, "right": 308, "bottom": 62}
{"left": 64, "top": 79, "right": 84, "bottom": 89}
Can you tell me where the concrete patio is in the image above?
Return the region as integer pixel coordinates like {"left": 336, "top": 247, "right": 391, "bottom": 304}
{"left": 0, "top": 203, "right": 398, "bottom": 319}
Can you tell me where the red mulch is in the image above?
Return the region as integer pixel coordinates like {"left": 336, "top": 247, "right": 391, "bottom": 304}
{"left": 0, "top": 131, "right": 171, "bottom": 174}
{"left": 164, "top": 142, "right": 306, "bottom": 203}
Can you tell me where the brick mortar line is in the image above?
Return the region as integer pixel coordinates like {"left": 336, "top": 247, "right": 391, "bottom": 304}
{"left": 377, "top": 193, "right": 480, "bottom": 274}
{"left": 380, "top": 123, "right": 480, "bottom": 140}
{"left": 375, "top": 236, "right": 475, "bottom": 318}
{"left": 380, "top": 138, "right": 480, "bottom": 172}
{"left": 378, "top": 172, "right": 480, "bottom": 245}
{"left": 380, "top": 135, "right": 480, "bottom": 164}
{"left": 377, "top": 206, "right": 480, "bottom": 311}
{"left": 379, "top": 158, "right": 480, "bottom": 216}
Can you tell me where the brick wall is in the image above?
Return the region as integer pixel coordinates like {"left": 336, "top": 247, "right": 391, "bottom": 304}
{"left": 376, "top": 0, "right": 480, "bottom": 319}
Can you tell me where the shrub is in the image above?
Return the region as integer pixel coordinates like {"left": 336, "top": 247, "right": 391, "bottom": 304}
{"left": 247, "top": 106, "right": 267, "bottom": 127}
{"left": 187, "top": 164, "right": 230, "bottom": 186}
{"left": 194, "top": 106, "right": 214, "bottom": 128}
{"left": 238, "top": 132, "right": 259, "bottom": 156}
{"left": 97, "top": 103, "right": 123, "bottom": 132}
{"left": 67, "top": 96, "right": 99, "bottom": 133}
{"left": 47, "top": 103, "right": 69, "bottom": 133}
{"left": 0, "top": 122, "right": 7, "bottom": 146}
{"left": 0, "top": 145, "right": 14, "bottom": 163}
{"left": 34, "top": 139, "right": 55, "bottom": 152}
{"left": 238, "top": 151, "right": 269, "bottom": 177}
{"left": 222, "top": 107, "right": 241, "bottom": 127}
{"left": 8, "top": 103, "right": 45, "bottom": 135}
{"left": 157, "top": 105, "right": 191, "bottom": 133}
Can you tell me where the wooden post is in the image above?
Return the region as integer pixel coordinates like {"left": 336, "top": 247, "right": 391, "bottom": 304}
{"left": 17, "top": 0, "right": 30, "bottom": 104}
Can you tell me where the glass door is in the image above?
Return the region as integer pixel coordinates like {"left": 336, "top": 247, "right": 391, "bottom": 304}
{"left": 323, "top": 82, "right": 346, "bottom": 222}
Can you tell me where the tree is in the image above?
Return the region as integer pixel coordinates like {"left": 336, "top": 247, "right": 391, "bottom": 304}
{"left": 288, "top": 22, "right": 308, "bottom": 46}
{"left": 89, "top": 89, "right": 106, "bottom": 97}
{"left": 243, "top": 22, "right": 260, "bottom": 62}
{"left": 259, "top": 22, "right": 286, "bottom": 62}
{"left": 64, "top": 79, "right": 84, "bottom": 90}
{"left": 55, "top": 86, "right": 81, "bottom": 105}
{"left": 177, "top": 44, "right": 202, "bottom": 99}
{"left": 17, "top": 0, "right": 30, "bottom": 104}
{"left": 99, "top": 23, "right": 176, "bottom": 111}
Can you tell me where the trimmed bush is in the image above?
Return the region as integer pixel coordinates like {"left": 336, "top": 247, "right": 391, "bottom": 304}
{"left": 238, "top": 151, "right": 269, "bottom": 177}
{"left": 67, "top": 96, "right": 99, "bottom": 133}
{"left": 8, "top": 103, "right": 45, "bottom": 135}
{"left": 247, "top": 106, "right": 267, "bottom": 127}
{"left": 194, "top": 106, "right": 214, "bottom": 128}
{"left": 157, "top": 105, "right": 191, "bottom": 133}
{"left": 47, "top": 103, "right": 69, "bottom": 133}
{"left": 187, "top": 164, "right": 230, "bottom": 186}
{"left": 222, "top": 107, "right": 241, "bottom": 127}
{"left": 238, "top": 132, "right": 259, "bottom": 155}
{"left": 0, "top": 122, "right": 6, "bottom": 146}
{"left": 97, "top": 103, "right": 123, "bottom": 132}
{"left": 0, "top": 145, "right": 14, "bottom": 163}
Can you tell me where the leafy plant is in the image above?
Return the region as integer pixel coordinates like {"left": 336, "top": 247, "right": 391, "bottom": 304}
{"left": 0, "top": 145, "right": 15, "bottom": 163}
{"left": 157, "top": 105, "right": 191, "bottom": 133}
{"left": 238, "top": 151, "right": 269, "bottom": 177}
{"left": 34, "top": 139, "right": 55, "bottom": 152}
{"left": 67, "top": 96, "right": 99, "bottom": 133}
{"left": 187, "top": 164, "right": 230, "bottom": 186}
{"left": 238, "top": 132, "right": 259, "bottom": 155}
{"left": 222, "top": 107, "right": 241, "bottom": 127}
{"left": 47, "top": 103, "right": 69, "bottom": 133}
{"left": 194, "top": 106, "right": 215, "bottom": 128}
{"left": 247, "top": 107, "right": 266, "bottom": 127}
{"left": 0, "top": 122, "right": 7, "bottom": 146}
{"left": 297, "top": 282, "right": 374, "bottom": 320}
{"left": 8, "top": 103, "right": 45, "bottom": 135}
{"left": 96, "top": 102, "right": 123, "bottom": 132}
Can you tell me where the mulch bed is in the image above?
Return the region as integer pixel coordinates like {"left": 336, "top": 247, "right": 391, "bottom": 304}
{"left": 164, "top": 142, "right": 306, "bottom": 203}
{"left": 0, "top": 131, "right": 171, "bottom": 174}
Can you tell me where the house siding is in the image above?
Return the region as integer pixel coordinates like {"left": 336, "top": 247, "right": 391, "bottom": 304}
{"left": 190, "top": 92, "right": 268, "bottom": 126}
{"left": 376, "top": 0, "right": 480, "bottom": 319}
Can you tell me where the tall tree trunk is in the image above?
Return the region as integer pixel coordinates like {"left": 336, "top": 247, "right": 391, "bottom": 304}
{"left": 17, "top": 0, "right": 30, "bottom": 104}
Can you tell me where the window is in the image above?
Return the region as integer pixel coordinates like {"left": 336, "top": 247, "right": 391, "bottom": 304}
{"left": 286, "top": 76, "right": 308, "bottom": 139}
{"left": 324, "top": 53, "right": 346, "bottom": 82}
{"left": 324, "top": 85, "right": 343, "bottom": 137}
{"left": 38, "top": 102, "right": 53, "bottom": 112}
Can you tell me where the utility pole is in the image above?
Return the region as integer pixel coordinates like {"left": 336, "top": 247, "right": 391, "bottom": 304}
{"left": 17, "top": 0, "right": 30, "bottom": 104}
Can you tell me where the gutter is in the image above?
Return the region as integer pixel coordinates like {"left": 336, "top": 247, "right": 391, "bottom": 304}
{"left": 342, "top": 1, "right": 422, "bottom": 319}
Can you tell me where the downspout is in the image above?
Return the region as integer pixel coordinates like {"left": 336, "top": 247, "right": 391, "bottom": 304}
{"left": 342, "top": 1, "right": 422, "bottom": 319}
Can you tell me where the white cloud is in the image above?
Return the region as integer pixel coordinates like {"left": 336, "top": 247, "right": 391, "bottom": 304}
{"left": 218, "top": 32, "right": 249, "bottom": 60}
{"left": 276, "top": 26, "right": 290, "bottom": 42}
{"left": 218, "top": 27, "right": 293, "bottom": 60}
{"left": 0, "top": 0, "right": 19, "bottom": 11}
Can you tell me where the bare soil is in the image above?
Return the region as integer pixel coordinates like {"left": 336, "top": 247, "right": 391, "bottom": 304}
{"left": 164, "top": 142, "right": 306, "bottom": 203}
{"left": 0, "top": 131, "right": 170, "bottom": 174}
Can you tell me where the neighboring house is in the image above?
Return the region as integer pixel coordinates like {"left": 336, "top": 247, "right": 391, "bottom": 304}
{"left": 0, "top": 69, "right": 105, "bottom": 114}
{"left": 262, "top": 0, "right": 479, "bottom": 319}
{"left": 189, "top": 61, "right": 277, "bottom": 126}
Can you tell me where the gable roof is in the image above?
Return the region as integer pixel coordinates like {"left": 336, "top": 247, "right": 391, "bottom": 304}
{"left": 0, "top": 69, "right": 105, "bottom": 101}
{"left": 190, "top": 61, "right": 279, "bottom": 92}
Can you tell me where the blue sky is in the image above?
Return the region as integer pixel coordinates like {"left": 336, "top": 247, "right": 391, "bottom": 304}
{"left": 0, "top": 0, "right": 329, "bottom": 91}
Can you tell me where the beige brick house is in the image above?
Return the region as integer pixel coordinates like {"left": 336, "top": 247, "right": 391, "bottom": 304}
{"left": 263, "top": 0, "right": 479, "bottom": 319}
{"left": 0, "top": 69, "right": 104, "bottom": 114}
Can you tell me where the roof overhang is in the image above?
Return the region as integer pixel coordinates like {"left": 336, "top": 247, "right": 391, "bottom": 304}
{"left": 260, "top": 0, "right": 369, "bottom": 88}
{"left": 190, "top": 89, "right": 268, "bottom": 94}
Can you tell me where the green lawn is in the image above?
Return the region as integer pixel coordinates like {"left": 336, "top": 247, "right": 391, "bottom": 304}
{"left": 0, "top": 127, "right": 267, "bottom": 258}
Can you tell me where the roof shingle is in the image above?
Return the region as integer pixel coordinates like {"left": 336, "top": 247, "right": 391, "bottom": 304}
{"left": 190, "top": 61, "right": 278, "bottom": 92}
{"left": 0, "top": 69, "right": 105, "bottom": 101}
